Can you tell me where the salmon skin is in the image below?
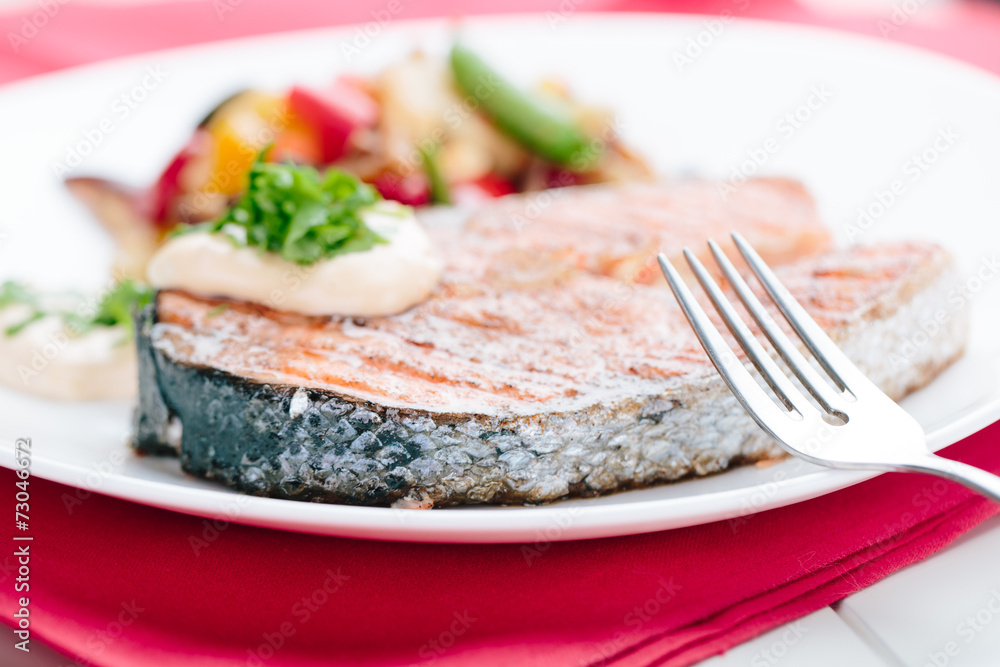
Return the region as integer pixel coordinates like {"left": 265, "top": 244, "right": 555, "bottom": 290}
{"left": 132, "top": 180, "right": 967, "bottom": 507}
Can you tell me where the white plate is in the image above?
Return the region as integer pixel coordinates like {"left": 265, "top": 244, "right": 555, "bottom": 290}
{"left": 2, "top": 14, "right": 1000, "bottom": 543}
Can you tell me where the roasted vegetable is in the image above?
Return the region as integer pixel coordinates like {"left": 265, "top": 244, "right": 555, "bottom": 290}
{"left": 288, "top": 80, "right": 379, "bottom": 163}
{"left": 419, "top": 145, "right": 452, "bottom": 205}
{"left": 372, "top": 172, "right": 430, "bottom": 207}
{"left": 451, "top": 173, "right": 516, "bottom": 206}
{"left": 65, "top": 48, "right": 655, "bottom": 280}
{"left": 449, "top": 43, "right": 597, "bottom": 169}
{"left": 145, "top": 130, "right": 211, "bottom": 225}
{"left": 203, "top": 91, "right": 287, "bottom": 197}
{"left": 64, "top": 177, "right": 160, "bottom": 280}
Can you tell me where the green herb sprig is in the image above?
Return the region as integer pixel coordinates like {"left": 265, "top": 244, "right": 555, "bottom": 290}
{"left": 65, "top": 280, "right": 153, "bottom": 338}
{"left": 180, "top": 155, "right": 388, "bottom": 265}
{"left": 0, "top": 279, "right": 152, "bottom": 340}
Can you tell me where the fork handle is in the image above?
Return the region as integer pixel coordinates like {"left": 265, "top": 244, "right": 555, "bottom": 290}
{"left": 905, "top": 454, "right": 1000, "bottom": 504}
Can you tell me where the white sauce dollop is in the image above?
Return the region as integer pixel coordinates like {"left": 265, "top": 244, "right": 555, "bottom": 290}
{"left": 146, "top": 203, "right": 443, "bottom": 317}
{"left": 0, "top": 305, "right": 136, "bottom": 400}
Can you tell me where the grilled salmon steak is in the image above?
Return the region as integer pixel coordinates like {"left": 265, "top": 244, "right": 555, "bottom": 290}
{"left": 133, "top": 179, "right": 966, "bottom": 507}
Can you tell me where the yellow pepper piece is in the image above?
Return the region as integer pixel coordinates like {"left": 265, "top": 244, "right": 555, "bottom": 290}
{"left": 204, "top": 92, "right": 289, "bottom": 197}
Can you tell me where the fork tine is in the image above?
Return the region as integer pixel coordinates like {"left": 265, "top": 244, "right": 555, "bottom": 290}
{"left": 731, "top": 232, "right": 867, "bottom": 393}
{"left": 682, "top": 248, "right": 817, "bottom": 416}
{"left": 707, "top": 239, "right": 849, "bottom": 418}
{"left": 657, "top": 253, "right": 804, "bottom": 432}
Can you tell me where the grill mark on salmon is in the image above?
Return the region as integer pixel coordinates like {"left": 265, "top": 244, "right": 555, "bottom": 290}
{"left": 459, "top": 178, "right": 831, "bottom": 284}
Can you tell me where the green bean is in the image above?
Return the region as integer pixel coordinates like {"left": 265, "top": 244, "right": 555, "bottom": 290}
{"left": 419, "top": 145, "right": 452, "bottom": 205}
{"left": 449, "top": 43, "right": 598, "bottom": 169}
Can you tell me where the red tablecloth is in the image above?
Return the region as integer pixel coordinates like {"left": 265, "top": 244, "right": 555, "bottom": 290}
{"left": 2, "top": 0, "right": 1000, "bottom": 83}
{"left": 3, "top": 1, "right": 1000, "bottom": 665}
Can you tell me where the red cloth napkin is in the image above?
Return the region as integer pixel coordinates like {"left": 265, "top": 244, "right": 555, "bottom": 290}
{"left": 3, "top": 1, "right": 1000, "bottom": 666}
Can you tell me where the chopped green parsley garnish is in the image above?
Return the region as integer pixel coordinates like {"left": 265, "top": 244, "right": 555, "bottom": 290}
{"left": 180, "top": 155, "right": 388, "bottom": 265}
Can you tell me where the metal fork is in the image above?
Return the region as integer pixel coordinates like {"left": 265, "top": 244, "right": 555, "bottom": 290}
{"left": 657, "top": 233, "right": 1000, "bottom": 503}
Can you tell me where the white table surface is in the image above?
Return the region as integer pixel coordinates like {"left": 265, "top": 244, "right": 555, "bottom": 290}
{"left": 5, "top": 513, "right": 998, "bottom": 666}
